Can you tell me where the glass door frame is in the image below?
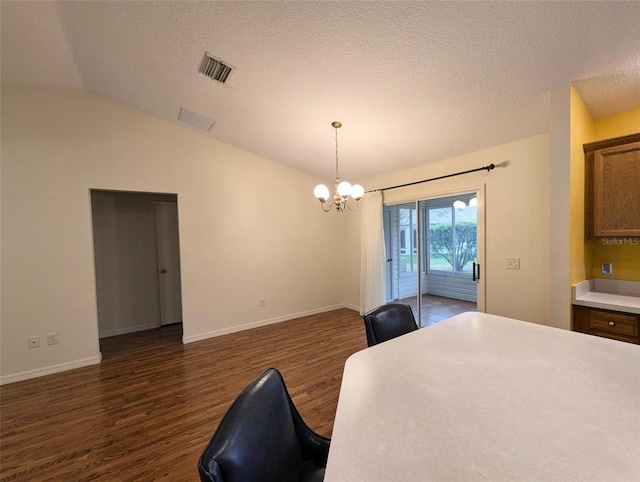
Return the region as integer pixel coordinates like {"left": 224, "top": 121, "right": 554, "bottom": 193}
{"left": 383, "top": 185, "right": 486, "bottom": 324}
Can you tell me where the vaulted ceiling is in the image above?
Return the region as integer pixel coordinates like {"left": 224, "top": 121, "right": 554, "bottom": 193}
{"left": 2, "top": 1, "right": 640, "bottom": 181}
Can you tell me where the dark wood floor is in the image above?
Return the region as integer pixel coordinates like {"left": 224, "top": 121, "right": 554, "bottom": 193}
{"left": 0, "top": 308, "right": 366, "bottom": 481}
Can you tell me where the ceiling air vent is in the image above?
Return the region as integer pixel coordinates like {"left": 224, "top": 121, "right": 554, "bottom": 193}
{"left": 178, "top": 108, "right": 215, "bottom": 132}
{"left": 199, "top": 52, "right": 233, "bottom": 84}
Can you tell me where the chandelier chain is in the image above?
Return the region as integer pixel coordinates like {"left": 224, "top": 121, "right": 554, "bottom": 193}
{"left": 335, "top": 125, "right": 339, "bottom": 181}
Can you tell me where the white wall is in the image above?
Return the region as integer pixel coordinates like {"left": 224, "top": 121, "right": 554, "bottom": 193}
{"left": 1, "top": 85, "right": 346, "bottom": 383}
{"left": 345, "top": 134, "right": 552, "bottom": 326}
{"left": 548, "top": 85, "right": 572, "bottom": 329}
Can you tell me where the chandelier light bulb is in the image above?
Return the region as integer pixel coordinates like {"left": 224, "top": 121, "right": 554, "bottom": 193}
{"left": 314, "top": 184, "right": 330, "bottom": 202}
{"left": 469, "top": 197, "right": 477, "bottom": 207}
{"left": 337, "top": 181, "right": 352, "bottom": 198}
{"left": 351, "top": 184, "right": 364, "bottom": 200}
{"left": 453, "top": 200, "right": 466, "bottom": 210}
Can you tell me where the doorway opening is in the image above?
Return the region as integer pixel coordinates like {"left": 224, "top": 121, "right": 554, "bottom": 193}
{"left": 90, "top": 190, "right": 183, "bottom": 357}
{"left": 384, "top": 191, "right": 483, "bottom": 327}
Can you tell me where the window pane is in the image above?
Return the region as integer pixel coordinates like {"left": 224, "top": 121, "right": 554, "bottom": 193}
{"left": 454, "top": 205, "right": 477, "bottom": 273}
{"left": 428, "top": 207, "right": 453, "bottom": 272}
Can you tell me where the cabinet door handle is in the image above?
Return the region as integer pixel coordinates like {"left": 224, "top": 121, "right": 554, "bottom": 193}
{"left": 609, "top": 321, "right": 615, "bottom": 326}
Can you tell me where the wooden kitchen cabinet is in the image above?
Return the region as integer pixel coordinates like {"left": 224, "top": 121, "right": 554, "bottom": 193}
{"left": 573, "top": 305, "right": 639, "bottom": 344}
{"left": 584, "top": 133, "right": 640, "bottom": 238}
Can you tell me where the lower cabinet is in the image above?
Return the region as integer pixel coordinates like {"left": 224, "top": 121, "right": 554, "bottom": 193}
{"left": 573, "top": 305, "right": 639, "bottom": 344}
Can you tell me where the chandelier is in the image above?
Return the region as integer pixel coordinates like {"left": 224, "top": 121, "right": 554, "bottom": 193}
{"left": 313, "top": 121, "right": 364, "bottom": 212}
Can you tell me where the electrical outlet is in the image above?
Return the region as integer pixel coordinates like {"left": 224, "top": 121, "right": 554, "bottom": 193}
{"left": 47, "top": 333, "right": 59, "bottom": 345}
{"left": 601, "top": 262, "right": 614, "bottom": 275}
{"left": 28, "top": 336, "right": 40, "bottom": 348}
{"left": 260, "top": 298, "right": 266, "bottom": 307}
{"left": 507, "top": 257, "right": 520, "bottom": 270}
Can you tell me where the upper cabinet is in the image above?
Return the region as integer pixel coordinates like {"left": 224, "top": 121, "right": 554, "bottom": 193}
{"left": 584, "top": 133, "right": 640, "bottom": 238}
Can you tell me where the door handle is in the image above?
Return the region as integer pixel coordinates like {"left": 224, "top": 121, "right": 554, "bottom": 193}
{"left": 387, "top": 258, "right": 392, "bottom": 262}
{"left": 472, "top": 263, "right": 480, "bottom": 281}
{"left": 160, "top": 269, "right": 167, "bottom": 274}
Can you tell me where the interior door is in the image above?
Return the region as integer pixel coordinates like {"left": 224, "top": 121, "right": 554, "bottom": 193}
{"left": 155, "top": 202, "right": 183, "bottom": 326}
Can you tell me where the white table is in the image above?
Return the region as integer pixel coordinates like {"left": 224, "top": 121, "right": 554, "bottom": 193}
{"left": 325, "top": 312, "right": 640, "bottom": 481}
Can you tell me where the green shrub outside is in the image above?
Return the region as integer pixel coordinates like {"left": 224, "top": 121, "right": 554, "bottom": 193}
{"left": 429, "top": 222, "right": 477, "bottom": 272}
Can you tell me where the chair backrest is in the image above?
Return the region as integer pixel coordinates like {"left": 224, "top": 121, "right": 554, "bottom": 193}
{"left": 198, "top": 368, "right": 314, "bottom": 482}
{"left": 363, "top": 303, "right": 418, "bottom": 346}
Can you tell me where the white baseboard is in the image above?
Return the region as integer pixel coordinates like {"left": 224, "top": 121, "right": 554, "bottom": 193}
{"left": 0, "top": 356, "right": 101, "bottom": 385}
{"left": 99, "top": 322, "right": 160, "bottom": 339}
{"left": 183, "top": 303, "right": 352, "bottom": 344}
{"left": 1, "top": 305, "right": 359, "bottom": 384}
{"left": 344, "top": 302, "right": 360, "bottom": 313}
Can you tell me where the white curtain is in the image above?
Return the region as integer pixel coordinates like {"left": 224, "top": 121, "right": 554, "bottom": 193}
{"left": 359, "top": 191, "right": 386, "bottom": 315}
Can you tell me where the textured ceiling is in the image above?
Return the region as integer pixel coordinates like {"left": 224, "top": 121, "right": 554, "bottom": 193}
{"left": 2, "top": 1, "right": 640, "bottom": 181}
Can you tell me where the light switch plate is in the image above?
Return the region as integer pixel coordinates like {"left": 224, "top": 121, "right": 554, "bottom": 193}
{"left": 507, "top": 257, "right": 520, "bottom": 269}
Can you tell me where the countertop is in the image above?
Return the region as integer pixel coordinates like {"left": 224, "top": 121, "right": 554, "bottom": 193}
{"left": 324, "top": 312, "right": 640, "bottom": 481}
{"left": 572, "top": 279, "right": 640, "bottom": 314}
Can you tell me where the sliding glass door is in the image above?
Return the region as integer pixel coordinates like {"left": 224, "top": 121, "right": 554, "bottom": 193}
{"left": 422, "top": 194, "right": 478, "bottom": 304}
{"left": 384, "top": 191, "right": 482, "bottom": 326}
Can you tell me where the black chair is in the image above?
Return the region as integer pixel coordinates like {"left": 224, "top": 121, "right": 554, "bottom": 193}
{"left": 198, "top": 368, "right": 330, "bottom": 482}
{"left": 363, "top": 303, "right": 419, "bottom": 347}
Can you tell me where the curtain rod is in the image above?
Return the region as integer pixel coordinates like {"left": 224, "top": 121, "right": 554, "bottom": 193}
{"left": 366, "top": 163, "right": 496, "bottom": 193}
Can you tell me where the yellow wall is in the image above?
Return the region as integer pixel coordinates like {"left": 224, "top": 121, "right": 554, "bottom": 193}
{"left": 587, "top": 108, "right": 640, "bottom": 281}
{"left": 569, "top": 86, "right": 594, "bottom": 285}
{"left": 589, "top": 239, "right": 640, "bottom": 280}
{"left": 593, "top": 108, "right": 640, "bottom": 140}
